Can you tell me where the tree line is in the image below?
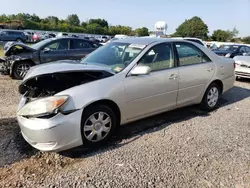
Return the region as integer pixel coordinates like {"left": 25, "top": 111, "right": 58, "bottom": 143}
{"left": 0, "top": 13, "right": 249, "bottom": 43}
{"left": 0, "top": 13, "right": 149, "bottom": 36}
{"left": 172, "top": 16, "right": 249, "bottom": 43}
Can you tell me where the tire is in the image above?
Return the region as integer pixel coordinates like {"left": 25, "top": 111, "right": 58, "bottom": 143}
{"left": 12, "top": 61, "right": 33, "bottom": 80}
{"left": 236, "top": 76, "right": 241, "bottom": 81}
{"left": 80, "top": 104, "right": 117, "bottom": 146}
{"left": 200, "top": 83, "right": 221, "bottom": 111}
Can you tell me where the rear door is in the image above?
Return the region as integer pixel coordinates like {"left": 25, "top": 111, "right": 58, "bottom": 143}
{"left": 174, "top": 42, "right": 215, "bottom": 106}
{"left": 67, "top": 39, "right": 97, "bottom": 60}
{"left": 39, "top": 39, "right": 70, "bottom": 63}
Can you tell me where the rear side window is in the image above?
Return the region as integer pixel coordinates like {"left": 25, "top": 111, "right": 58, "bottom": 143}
{"left": 174, "top": 42, "right": 211, "bottom": 66}
{"left": 72, "top": 40, "right": 92, "bottom": 49}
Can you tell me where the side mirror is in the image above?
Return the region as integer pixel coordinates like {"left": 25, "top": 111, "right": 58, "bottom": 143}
{"left": 43, "top": 47, "right": 51, "bottom": 53}
{"left": 130, "top": 65, "right": 151, "bottom": 76}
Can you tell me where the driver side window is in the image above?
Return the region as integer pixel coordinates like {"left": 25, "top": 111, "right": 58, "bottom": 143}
{"left": 43, "top": 39, "right": 69, "bottom": 51}
{"left": 138, "top": 43, "right": 174, "bottom": 71}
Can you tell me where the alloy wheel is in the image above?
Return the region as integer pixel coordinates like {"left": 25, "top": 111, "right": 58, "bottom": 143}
{"left": 16, "top": 63, "right": 31, "bottom": 78}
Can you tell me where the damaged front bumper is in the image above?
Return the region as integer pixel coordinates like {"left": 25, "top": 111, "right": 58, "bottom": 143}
{"left": 17, "top": 108, "right": 84, "bottom": 152}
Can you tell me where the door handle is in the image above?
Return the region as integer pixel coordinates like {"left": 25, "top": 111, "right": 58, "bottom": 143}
{"left": 169, "top": 74, "right": 178, "bottom": 80}
{"left": 206, "top": 67, "right": 214, "bottom": 72}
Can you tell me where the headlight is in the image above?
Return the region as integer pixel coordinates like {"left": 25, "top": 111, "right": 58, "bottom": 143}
{"left": 225, "top": 53, "right": 231, "bottom": 58}
{"left": 17, "top": 95, "right": 69, "bottom": 117}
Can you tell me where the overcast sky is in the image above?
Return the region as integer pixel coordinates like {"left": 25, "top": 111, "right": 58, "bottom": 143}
{"left": 0, "top": 0, "right": 249, "bottom": 37}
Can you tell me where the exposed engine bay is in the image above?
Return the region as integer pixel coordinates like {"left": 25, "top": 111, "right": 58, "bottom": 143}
{"left": 19, "top": 71, "right": 113, "bottom": 100}
{"left": 0, "top": 42, "right": 35, "bottom": 74}
{"left": 4, "top": 45, "right": 34, "bottom": 56}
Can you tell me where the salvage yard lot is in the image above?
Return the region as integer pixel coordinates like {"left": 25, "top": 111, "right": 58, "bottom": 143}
{"left": 0, "top": 76, "right": 250, "bottom": 187}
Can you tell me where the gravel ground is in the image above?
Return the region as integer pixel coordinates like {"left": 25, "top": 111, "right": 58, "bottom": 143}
{"left": 0, "top": 76, "right": 250, "bottom": 188}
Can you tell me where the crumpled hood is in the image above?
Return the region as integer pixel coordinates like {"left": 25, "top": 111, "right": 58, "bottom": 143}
{"left": 23, "top": 60, "right": 114, "bottom": 82}
{"left": 4, "top": 41, "right": 36, "bottom": 56}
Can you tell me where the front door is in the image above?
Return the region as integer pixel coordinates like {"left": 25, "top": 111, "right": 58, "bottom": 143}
{"left": 124, "top": 43, "right": 179, "bottom": 120}
{"left": 39, "top": 39, "right": 70, "bottom": 63}
{"left": 174, "top": 42, "right": 215, "bottom": 106}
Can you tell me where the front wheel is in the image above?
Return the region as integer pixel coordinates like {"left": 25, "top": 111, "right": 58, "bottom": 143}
{"left": 200, "top": 83, "right": 221, "bottom": 111}
{"left": 81, "top": 105, "right": 117, "bottom": 146}
{"left": 12, "top": 61, "right": 33, "bottom": 80}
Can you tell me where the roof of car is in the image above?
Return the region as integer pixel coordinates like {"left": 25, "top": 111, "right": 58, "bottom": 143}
{"left": 116, "top": 37, "right": 176, "bottom": 45}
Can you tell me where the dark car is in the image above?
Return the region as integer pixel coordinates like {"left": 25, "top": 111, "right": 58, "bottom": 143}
{"left": 1, "top": 37, "right": 102, "bottom": 79}
{"left": 0, "top": 30, "right": 26, "bottom": 42}
{"left": 213, "top": 44, "right": 250, "bottom": 58}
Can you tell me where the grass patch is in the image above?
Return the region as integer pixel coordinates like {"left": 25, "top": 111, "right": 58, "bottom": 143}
{"left": 0, "top": 49, "right": 4, "bottom": 57}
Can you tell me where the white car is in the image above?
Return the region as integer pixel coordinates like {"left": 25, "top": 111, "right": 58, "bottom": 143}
{"left": 234, "top": 53, "right": 250, "bottom": 79}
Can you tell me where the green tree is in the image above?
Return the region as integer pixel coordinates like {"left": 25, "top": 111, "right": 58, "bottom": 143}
{"left": 81, "top": 22, "right": 87, "bottom": 28}
{"left": 211, "top": 29, "right": 232, "bottom": 42}
{"left": 135, "top": 27, "right": 149, "bottom": 36}
{"left": 242, "top": 36, "right": 250, "bottom": 44}
{"left": 230, "top": 27, "right": 239, "bottom": 38}
{"left": 44, "top": 16, "right": 59, "bottom": 27}
{"left": 174, "top": 16, "right": 209, "bottom": 39}
{"left": 86, "top": 23, "right": 105, "bottom": 34}
{"left": 66, "top": 14, "right": 80, "bottom": 26}
{"left": 88, "top": 18, "right": 108, "bottom": 28}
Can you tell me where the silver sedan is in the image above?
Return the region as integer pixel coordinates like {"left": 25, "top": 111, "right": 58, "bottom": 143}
{"left": 17, "top": 37, "right": 235, "bottom": 152}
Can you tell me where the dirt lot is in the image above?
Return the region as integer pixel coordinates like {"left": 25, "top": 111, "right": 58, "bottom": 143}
{"left": 0, "top": 76, "right": 250, "bottom": 188}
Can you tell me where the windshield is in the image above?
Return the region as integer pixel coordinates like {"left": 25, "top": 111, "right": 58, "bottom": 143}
{"left": 218, "top": 45, "right": 239, "bottom": 51}
{"left": 31, "top": 38, "right": 53, "bottom": 50}
{"left": 81, "top": 42, "right": 145, "bottom": 73}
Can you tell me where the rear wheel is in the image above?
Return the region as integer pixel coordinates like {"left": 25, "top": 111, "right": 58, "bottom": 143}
{"left": 12, "top": 61, "right": 33, "bottom": 80}
{"left": 200, "top": 83, "right": 221, "bottom": 111}
{"left": 81, "top": 105, "right": 117, "bottom": 146}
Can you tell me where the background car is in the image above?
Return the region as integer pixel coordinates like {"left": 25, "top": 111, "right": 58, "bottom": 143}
{"left": 213, "top": 44, "right": 250, "bottom": 58}
{"left": 0, "top": 30, "right": 26, "bottom": 42}
{"left": 234, "top": 52, "right": 250, "bottom": 79}
{"left": 170, "top": 37, "right": 207, "bottom": 47}
{"left": 16, "top": 38, "right": 235, "bottom": 152}
{"left": 2, "top": 37, "right": 101, "bottom": 79}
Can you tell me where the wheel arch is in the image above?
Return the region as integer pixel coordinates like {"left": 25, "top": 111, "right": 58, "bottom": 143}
{"left": 210, "top": 79, "right": 223, "bottom": 94}
{"left": 10, "top": 59, "right": 35, "bottom": 76}
{"left": 81, "top": 99, "right": 121, "bottom": 125}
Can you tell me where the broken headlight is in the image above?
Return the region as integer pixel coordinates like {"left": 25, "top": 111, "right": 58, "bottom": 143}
{"left": 17, "top": 95, "right": 69, "bottom": 118}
